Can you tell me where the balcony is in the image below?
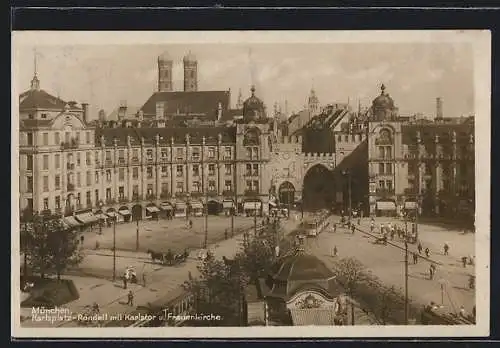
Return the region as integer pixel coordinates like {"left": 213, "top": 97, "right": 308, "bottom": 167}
{"left": 222, "top": 190, "right": 234, "bottom": 197}
{"left": 146, "top": 157, "right": 154, "bottom": 163}
{"left": 192, "top": 156, "right": 200, "bottom": 162}
{"left": 67, "top": 183, "right": 75, "bottom": 191}
{"left": 60, "top": 138, "right": 79, "bottom": 149}
{"left": 244, "top": 189, "right": 260, "bottom": 197}
{"left": 146, "top": 194, "right": 156, "bottom": 201}
{"left": 118, "top": 197, "right": 129, "bottom": 204}
{"left": 175, "top": 192, "right": 187, "bottom": 199}
{"left": 207, "top": 190, "right": 218, "bottom": 197}
{"left": 105, "top": 160, "right": 113, "bottom": 167}
{"left": 160, "top": 192, "right": 171, "bottom": 199}
{"left": 376, "top": 188, "right": 395, "bottom": 196}
{"left": 190, "top": 191, "right": 203, "bottom": 198}
{"left": 118, "top": 158, "right": 126, "bottom": 165}
{"left": 131, "top": 157, "right": 139, "bottom": 164}
{"left": 404, "top": 188, "right": 418, "bottom": 196}
{"left": 66, "top": 163, "right": 75, "bottom": 170}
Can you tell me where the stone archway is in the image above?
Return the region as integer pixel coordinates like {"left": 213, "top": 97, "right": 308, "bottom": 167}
{"left": 278, "top": 181, "right": 296, "bottom": 206}
{"left": 303, "top": 164, "right": 336, "bottom": 211}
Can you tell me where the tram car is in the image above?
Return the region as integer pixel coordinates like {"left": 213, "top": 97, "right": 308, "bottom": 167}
{"left": 302, "top": 210, "right": 330, "bottom": 237}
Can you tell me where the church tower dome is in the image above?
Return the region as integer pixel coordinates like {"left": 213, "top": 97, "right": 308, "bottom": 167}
{"left": 242, "top": 85, "right": 266, "bottom": 122}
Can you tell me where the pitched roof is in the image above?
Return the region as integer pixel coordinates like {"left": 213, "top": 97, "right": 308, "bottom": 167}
{"left": 19, "top": 89, "right": 71, "bottom": 110}
{"left": 94, "top": 125, "right": 237, "bottom": 147}
{"left": 140, "top": 91, "right": 231, "bottom": 120}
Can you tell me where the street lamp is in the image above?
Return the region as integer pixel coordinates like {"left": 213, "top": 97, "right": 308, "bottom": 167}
{"left": 112, "top": 215, "right": 116, "bottom": 282}
{"left": 98, "top": 202, "right": 103, "bottom": 235}
{"left": 342, "top": 170, "right": 352, "bottom": 224}
{"left": 203, "top": 191, "right": 208, "bottom": 249}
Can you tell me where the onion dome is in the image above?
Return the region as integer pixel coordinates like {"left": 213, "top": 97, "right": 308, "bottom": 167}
{"left": 183, "top": 51, "right": 197, "bottom": 62}
{"left": 242, "top": 85, "right": 266, "bottom": 122}
{"left": 158, "top": 51, "right": 172, "bottom": 62}
{"left": 372, "top": 84, "right": 396, "bottom": 120}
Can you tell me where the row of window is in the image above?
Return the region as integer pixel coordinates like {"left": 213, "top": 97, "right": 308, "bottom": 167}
{"left": 23, "top": 146, "right": 260, "bottom": 171}
{"left": 25, "top": 131, "right": 92, "bottom": 147}
{"left": 36, "top": 178, "right": 239, "bottom": 211}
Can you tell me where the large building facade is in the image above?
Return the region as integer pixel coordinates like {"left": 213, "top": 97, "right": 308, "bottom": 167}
{"left": 18, "top": 53, "right": 475, "bottom": 222}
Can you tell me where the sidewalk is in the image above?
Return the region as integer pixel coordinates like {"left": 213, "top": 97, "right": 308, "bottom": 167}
{"left": 21, "top": 217, "right": 301, "bottom": 328}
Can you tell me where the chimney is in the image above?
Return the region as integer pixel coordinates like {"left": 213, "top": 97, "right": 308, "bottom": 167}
{"left": 81, "top": 103, "right": 89, "bottom": 124}
{"left": 436, "top": 97, "right": 443, "bottom": 120}
{"left": 217, "top": 102, "right": 223, "bottom": 121}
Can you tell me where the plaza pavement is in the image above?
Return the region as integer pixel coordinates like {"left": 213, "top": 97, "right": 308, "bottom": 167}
{"left": 20, "top": 215, "right": 301, "bottom": 328}
{"left": 306, "top": 215, "right": 476, "bottom": 319}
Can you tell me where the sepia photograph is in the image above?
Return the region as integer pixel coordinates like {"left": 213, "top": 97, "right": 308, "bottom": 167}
{"left": 11, "top": 30, "right": 490, "bottom": 338}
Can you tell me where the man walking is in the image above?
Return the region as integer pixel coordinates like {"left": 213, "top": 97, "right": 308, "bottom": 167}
{"left": 127, "top": 290, "right": 134, "bottom": 306}
{"left": 333, "top": 245, "right": 338, "bottom": 257}
{"left": 429, "top": 264, "right": 434, "bottom": 280}
{"left": 443, "top": 243, "right": 449, "bottom": 256}
{"left": 413, "top": 252, "right": 418, "bottom": 264}
{"left": 123, "top": 275, "right": 128, "bottom": 289}
{"left": 425, "top": 247, "right": 430, "bottom": 258}
{"left": 417, "top": 242, "right": 423, "bottom": 254}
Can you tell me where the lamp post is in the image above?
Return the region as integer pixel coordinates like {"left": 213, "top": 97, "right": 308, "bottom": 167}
{"left": 342, "top": 170, "right": 352, "bottom": 223}
{"left": 404, "top": 239, "right": 409, "bottom": 324}
{"left": 230, "top": 205, "right": 234, "bottom": 237}
{"left": 203, "top": 191, "right": 208, "bottom": 249}
{"left": 112, "top": 216, "right": 116, "bottom": 282}
{"left": 98, "top": 202, "right": 103, "bottom": 235}
{"left": 136, "top": 219, "right": 139, "bottom": 251}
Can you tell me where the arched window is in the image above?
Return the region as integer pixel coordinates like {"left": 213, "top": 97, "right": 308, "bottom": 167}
{"left": 243, "top": 128, "right": 261, "bottom": 146}
{"left": 376, "top": 128, "right": 393, "bottom": 145}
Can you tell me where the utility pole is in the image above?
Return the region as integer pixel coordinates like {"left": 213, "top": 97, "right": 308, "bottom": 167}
{"left": 204, "top": 190, "right": 208, "bottom": 249}
{"left": 112, "top": 218, "right": 116, "bottom": 282}
{"left": 348, "top": 172, "right": 352, "bottom": 224}
{"left": 135, "top": 219, "right": 139, "bottom": 251}
{"left": 254, "top": 205, "right": 257, "bottom": 238}
{"left": 404, "top": 240, "right": 409, "bottom": 325}
{"left": 230, "top": 207, "right": 234, "bottom": 237}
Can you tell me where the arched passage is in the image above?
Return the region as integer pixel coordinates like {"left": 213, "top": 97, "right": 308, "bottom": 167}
{"left": 303, "top": 164, "right": 336, "bottom": 211}
{"left": 278, "top": 181, "right": 295, "bottom": 206}
{"left": 207, "top": 200, "right": 221, "bottom": 215}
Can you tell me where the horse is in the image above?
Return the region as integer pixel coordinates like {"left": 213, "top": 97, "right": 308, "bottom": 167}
{"left": 147, "top": 249, "right": 165, "bottom": 264}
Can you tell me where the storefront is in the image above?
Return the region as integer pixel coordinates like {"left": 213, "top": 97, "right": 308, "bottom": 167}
{"left": 106, "top": 208, "right": 119, "bottom": 224}
{"left": 174, "top": 202, "right": 187, "bottom": 218}
{"left": 160, "top": 202, "right": 174, "bottom": 219}
{"left": 243, "top": 200, "right": 262, "bottom": 217}
{"left": 146, "top": 204, "right": 161, "bottom": 220}
{"left": 63, "top": 215, "right": 83, "bottom": 230}
{"left": 222, "top": 200, "right": 235, "bottom": 216}
{"left": 376, "top": 201, "right": 397, "bottom": 217}
{"left": 75, "top": 210, "right": 100, "bottom": 230}
{"left": 118, "top": 206, "right": 132, "bottom": 222}
{"left": 189, "top": 200, "right": 204, "bottom": 217}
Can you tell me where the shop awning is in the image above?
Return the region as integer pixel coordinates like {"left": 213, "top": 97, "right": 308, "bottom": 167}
{"left": 189, "top": 201, "right": 204, "bottom": 209}
{"left": 244, "top": 202, "right": 262, "bottom": 210}
{"left": 118, "top": 209, "right": 131, "bottom": 216}
{"left": 404, "top": 201, "right": 417, "bottom": 210}
{"left": 376, "top": 201, "right": 397, "bottom": 210}
{"left": 106, "top": 212, "right": 117, "bottom": 218}
{"left": 222, "top": 200, "right": 234, "bottom": 208}
{"left": 75, "top": 212, "right": 100, "bottom": 225}
{"left": 160, "top": 202, "right": 173, "bottom": 210}
{"left": 146, "top": 206, "right": 161, "bottom": 213}
{"left": 175, "top": 202, "right": 187, "bottom": 208}
{"left": 63, "top": 216, "right": 82, "bottom": 228}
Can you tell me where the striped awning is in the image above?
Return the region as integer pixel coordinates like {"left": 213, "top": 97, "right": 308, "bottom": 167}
{"left": 289, "top": 308, "right": 337, "bottom": 326}
{"left": 244, "top": 202, "right": 261, "bottom": 210}
{"left": 404, "top": 201, "right": 417, "bottom": 209}
{"left": 106, "top": 212, "right": 117, "bottom": 218}
{"left": 376, "top": 201, "right": 396, "bottom": 210}
{"left": 160, "top": 202, "right": 173, "bottom": 210}
{"left": 189, "top": 201, "right": 204, "bottom": 209}
{"left": 146, "top": 206, "right": 161, "bottom": 213}
{"left": 63, "top": 216, "right": 82, "bottom": 228}
{"left": 75, "top": 212, "right": 100, "bottom": 225}
{"left": 223, "top": 200, "right": 234, "bottom": 208}
{"left": 118, "top": 209, "right": 131, "bottom": 216}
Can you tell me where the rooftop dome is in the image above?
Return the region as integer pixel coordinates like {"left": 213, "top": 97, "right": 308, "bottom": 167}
{"left": 183, "top": 51, "right": 197, "bottom": 62}
{"left": 242, "top": 85, "right": 266, "bottom": 122}
{"left": 158, "top": 51, "right": 172, "bottom": 61}
{"left": 372, "top": 84, "right": 394, "bottom": 109}
{"left": 274, "top": 253, "right": 334, "bottom": 282}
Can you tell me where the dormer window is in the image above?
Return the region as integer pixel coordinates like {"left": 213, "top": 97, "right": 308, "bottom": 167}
{"left": 41, "top": 113, "right": 48, "bottom": 119}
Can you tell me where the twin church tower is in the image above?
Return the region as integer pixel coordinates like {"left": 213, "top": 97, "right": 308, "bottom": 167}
{"left": 157, "top": 51, "right": 198, "bottom": 93}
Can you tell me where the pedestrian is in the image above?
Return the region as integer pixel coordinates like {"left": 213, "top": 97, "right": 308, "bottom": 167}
{"left": 142, "top": 273, "right": 147, "bottom": 287}
{"left": 413, "top": 252, "right": 418, "bottom": 264}
{"left": 224, "top": 229, "right": 228, "bottom": 240}
{"left": 333, "top": 245, "right": 338, "bottom": 257}
{"left": 417, "top": 242, "right": 423, "bottom": 254}
{"left": 332, "top": 223, "right": 337, "bottom": 233}
{"left": 425, "top": 247, "right": 430, "bottom": 258}
{"left": 80, "top": 235, "right": 85, "bottom": 245}
{"left": 429, "top": 265, "right": 434, "bottom": 280}
{"left": 127, "top": 290, "right": 134, "bottom": 306}
{"left": 189, "top": 220, "right": 193, "bottom": 229}
{"left": 459, "top": 305, "right": 467, "bottom": 318}
{"left": 92, "top": 302, "right": 100, "bottom": 314}
{"left": 357, "top": 217, "right": 361, "bottom": 225}
{"left": 443, "top": 243, "right": 449, "bottom": 255}
{"left": 462, "top": 256, "right": 467, "bottom": 268}
{"left": 370, "top": 221, "right": 375, "bottom": 233}
{"left": 351, "top": 224, "right": 355, "bottom": 234}
{"left": 123, "top": 275, "right": 128, "bottom": 289}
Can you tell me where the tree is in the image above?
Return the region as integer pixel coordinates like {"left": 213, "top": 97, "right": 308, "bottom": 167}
{"left": 332, "top": 257, "right": 374, "bottom": 325}
{"left": 363, "top": 281, "right": 406, "bottom": 325}
{"left": 183, "top": 255, "right": 246, "bottom": 326}
{"left": 20, "top": 215, "right": 83, "bottom": 280}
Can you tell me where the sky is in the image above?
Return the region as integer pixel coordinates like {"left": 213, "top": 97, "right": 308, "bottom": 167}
{"left": 14, "top": 42, "right": 474, "bottom": 120}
